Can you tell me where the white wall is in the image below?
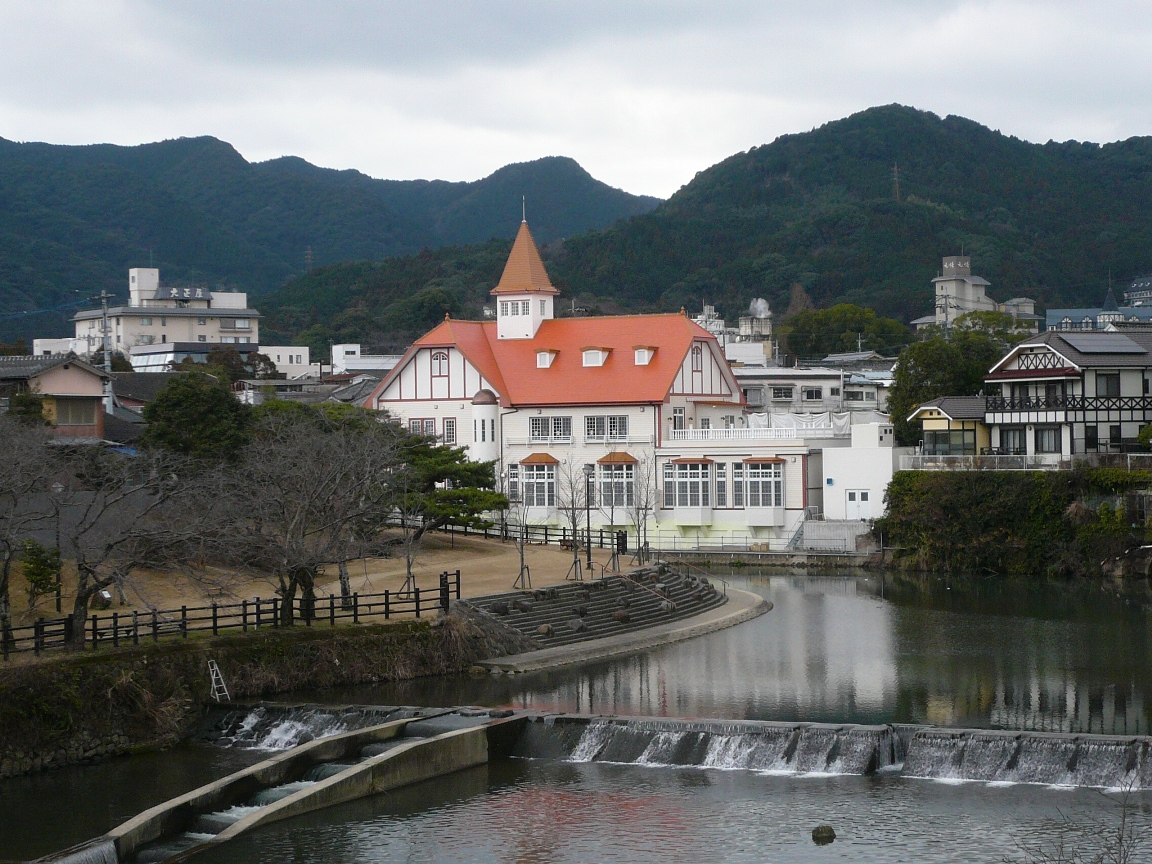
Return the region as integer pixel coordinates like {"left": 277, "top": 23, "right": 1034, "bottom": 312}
{"left": 822, "top": 426, "right": 901, "bottom": 519}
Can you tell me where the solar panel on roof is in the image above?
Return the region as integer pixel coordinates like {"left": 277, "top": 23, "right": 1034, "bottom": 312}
{"left": 1060, "top": 333, "right": 1147, "bottom": 354}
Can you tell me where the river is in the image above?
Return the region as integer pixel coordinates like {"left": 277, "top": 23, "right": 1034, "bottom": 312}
{"left": 5, "top": 570, "right": 1152, "bottom": 861}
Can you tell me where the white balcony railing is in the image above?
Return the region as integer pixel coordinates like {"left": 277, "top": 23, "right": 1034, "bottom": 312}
{"left": 667, "top": 427, "right": 841, "bottom": 442}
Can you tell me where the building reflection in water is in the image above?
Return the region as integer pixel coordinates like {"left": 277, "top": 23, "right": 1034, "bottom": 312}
{"left": 485, "top": 573, "right": 1152, "bottom": 735}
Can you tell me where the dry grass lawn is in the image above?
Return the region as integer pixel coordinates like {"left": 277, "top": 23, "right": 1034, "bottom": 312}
{"left": 7, "top": 533, "right": 619, "bottom": 626}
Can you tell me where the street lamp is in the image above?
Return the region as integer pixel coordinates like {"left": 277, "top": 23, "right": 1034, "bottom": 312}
{"left": 583, "top": 464, "right": 594, "bottom": 579}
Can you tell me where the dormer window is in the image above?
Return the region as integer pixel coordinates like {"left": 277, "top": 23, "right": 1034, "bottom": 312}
{"left": 537, "top": 351, "right": 557, "bottom": 369}
{"left": 634, "top": 347, "right": 655, "bottom": 366}
{"left": 582, "top": 348, "right": 609, "bottom": 367}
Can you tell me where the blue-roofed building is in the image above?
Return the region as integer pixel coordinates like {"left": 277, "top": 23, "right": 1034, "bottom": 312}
{"left": 1047, "top": 279, "right": 1152, "bottom": 331}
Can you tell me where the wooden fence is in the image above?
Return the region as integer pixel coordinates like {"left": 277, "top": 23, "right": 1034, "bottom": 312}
{"left": 1, "top": 570, "right": 461, "bottom": 659}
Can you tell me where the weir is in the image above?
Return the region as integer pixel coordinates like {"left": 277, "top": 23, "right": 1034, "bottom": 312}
{"left": 29, "top": 705, "right": 1152, "bottom": 863}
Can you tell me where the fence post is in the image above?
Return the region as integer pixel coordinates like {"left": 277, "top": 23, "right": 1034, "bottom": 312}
{"left": 132, "top": 611, "right": 139, "bottom": 646}
{"left": 112, "top": 612, "right": 119, "bottom": 648}
{"left": 353, "top": 593, "right": 359, "bottom": 624}
{"left": 544, "top": 526, "right": 549, "bottom": 545}
{"left": 181, "top": 606, "right": 188, "bottom": 638}
{"left": 383, "top": 590, "right": 388, "bottom": 620}
{"left": 34, "top": 618, "right": 43, "bottom": 656}
{"left": 151, "top": 609, "right": 158, "bottom": 643}
{"left": 1, "top": 626, "right": 9, "bottom": 660}
{"left": 454, "top": 569, "right": 461, "bottom": 599}
{"left": 415, "top": 587, "right": 421, "bottom": 618}
{"left": 212, "top": 603, "right": 218, "bottom": 636}
{"left": 329, "top": 595, "right": 335, "bottom": 627}
{"left": 91, "top": 614, "right": 98, "bottom": 650}
{"left": 241, "top": 599, "right": 248, "bottom": 633}
{"left": 255, "top": 598, "right": 261, "bottom": 628}
{"left": 439, "top": 572, "right": 450, "bottom": 612}
{"left": 63, "top": 616, "right": 73, "bottom": 647}
{"left": 272, "top": 597, "right": 280, "bottom": 628}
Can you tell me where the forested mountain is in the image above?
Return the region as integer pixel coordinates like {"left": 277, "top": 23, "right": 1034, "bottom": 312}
{"left": 0, "top": 137, "right": 658, "bottom": 339}
{"left": 547, "top": 104, "right": 1152, "bottom": 325}
{"left": 261, "top": 105, "right": 1152, "bottom": 350}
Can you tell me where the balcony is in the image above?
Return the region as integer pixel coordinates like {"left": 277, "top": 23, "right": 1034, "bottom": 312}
{"left": 985, "top": 395, "right": 1152, "bottom": 413}
{"left": 668, "top": 427, "right": 841, "bottom": 442}
{"left": 899, "top": 454, "right": 1068, "bottom": 471}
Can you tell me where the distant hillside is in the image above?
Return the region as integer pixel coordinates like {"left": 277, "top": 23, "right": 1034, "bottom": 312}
{"left": 260, "top": 106, "right": 1152, "bottom": 351}
{"left": 0, "top": 137, "right": 658, "bottom": 339}
{"left": 548, "top": 105, "right": 1152, "bottom": 323}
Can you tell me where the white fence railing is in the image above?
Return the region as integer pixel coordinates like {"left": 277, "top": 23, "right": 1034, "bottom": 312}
{"left": 667, "top": 427, "right": 841, "bottom": 442}
{"left": 900, "top": 453, "right": 1152, "bottom": 472}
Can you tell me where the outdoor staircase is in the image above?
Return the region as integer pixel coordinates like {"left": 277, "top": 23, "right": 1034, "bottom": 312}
{"left": 466, "top": 566, "right": 728, "bottom": 650}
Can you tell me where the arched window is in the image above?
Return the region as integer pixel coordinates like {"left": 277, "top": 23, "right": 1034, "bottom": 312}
{"left": 691, "top": 344, "right": 703, "bottom": 371}
{"left": 432, "top": 351, "right": 449, "bottom": 377}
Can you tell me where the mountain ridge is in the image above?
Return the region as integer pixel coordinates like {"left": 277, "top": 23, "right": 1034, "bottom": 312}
{"left": 0, "top": 137, "right": 659, "bottom": 339}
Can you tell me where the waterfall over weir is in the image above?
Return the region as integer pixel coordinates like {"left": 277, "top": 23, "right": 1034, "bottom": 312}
{"left": 516, "top": 716, "right": 1152, "bottom": 788}
{"left": 902, "top": 729, "right": 1152, "bottom": 788}
{"left": 519, "top": 717, "right": 900, "bottom": 776}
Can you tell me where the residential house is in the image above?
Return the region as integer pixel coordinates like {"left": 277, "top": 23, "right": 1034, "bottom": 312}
{"left": 364, "top": 220, "right": 901, "bottom": 550}
{"left": 906, "top": 396, "right": 990, "bottom": 455}
{"left": 0, "top": 356, "right": 109, "bottom": 441}
{"left": 982, "top": 330, "right": 1152, "bottom": 458}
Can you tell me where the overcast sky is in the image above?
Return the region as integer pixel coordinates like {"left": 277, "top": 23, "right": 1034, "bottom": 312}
{"left": 2, "top": 1, "right": 1150, "bottom": 198}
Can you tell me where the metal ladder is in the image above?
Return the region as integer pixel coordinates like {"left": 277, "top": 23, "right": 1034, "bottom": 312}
{"left": 208, "top": 660, "right": 230, "bottom": 703}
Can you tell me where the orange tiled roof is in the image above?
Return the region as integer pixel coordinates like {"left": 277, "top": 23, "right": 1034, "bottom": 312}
{"left": 400, "top": 313, "right": 724, "bottom": 407}
{"left": 490, "top": 222, "right": 559, "bottom": 296}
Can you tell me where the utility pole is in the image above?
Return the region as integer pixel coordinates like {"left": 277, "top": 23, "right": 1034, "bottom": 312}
{"left": 100, "top": 289, "right": 113, "bottom": 413}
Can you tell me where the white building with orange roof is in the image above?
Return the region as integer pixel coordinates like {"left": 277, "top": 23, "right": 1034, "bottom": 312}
{"left": 365, "top": 220, "right": 898, "bottom": 552}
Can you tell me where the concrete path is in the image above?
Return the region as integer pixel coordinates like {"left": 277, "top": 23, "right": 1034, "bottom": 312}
{"left": 477, "top": 587, "right": 771, "bottom": 674}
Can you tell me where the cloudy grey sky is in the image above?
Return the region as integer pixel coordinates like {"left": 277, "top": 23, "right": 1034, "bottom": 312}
{"left": 1, "top": 1, "right": 1150, "bottom": 198}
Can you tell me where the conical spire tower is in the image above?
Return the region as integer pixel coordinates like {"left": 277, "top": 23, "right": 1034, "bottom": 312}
{"left": 492, "top": 220, "right": 558, "bottom": 339}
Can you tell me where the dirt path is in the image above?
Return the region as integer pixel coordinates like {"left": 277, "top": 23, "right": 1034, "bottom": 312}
{"left": 9, "top": 534, "right": 620, "bottom": 625}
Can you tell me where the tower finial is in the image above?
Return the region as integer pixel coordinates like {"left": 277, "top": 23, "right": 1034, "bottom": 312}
{"left": 522, "top": 195, "right": 526, "bottom": 223}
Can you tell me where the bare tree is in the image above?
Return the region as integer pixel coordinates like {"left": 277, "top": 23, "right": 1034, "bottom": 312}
{"left": 626, "top": 453, "right": 659, "bottom": 564}
{"left": 503, "top": 466, "right": 532, "bottom": 590}
{"left": 555, "top": 458, "right": 591, "bottom": 580}
{"left": 1009, "top": 781, "right": 1152, "bottom": 864}
{"left": 217, "top": 411, "right": 400, "bottom": 625}
{"left": 0, "top": 417, "right": 57, "bottom": 635}
{"left": 55, "top": 445, "right": 206, "bottom": 645}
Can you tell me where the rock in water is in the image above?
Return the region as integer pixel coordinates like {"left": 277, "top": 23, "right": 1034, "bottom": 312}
{"left": 811, "top": 825, "right": 836, "bottom": 845}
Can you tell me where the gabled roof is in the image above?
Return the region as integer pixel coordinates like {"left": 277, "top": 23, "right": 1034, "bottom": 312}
{"left": 375, "top": 313, "right": 732, "bottom": 408}
{"left": 489, "top": 222, "right": 559, "bottom": 296}
{"left": 989, "top": 330, "right": 1152, "bottom": 375}
{"left": 0, "top": 355, "right": 108, "bottom": 381}
{"left": 908, "top": 396, "right": 986, "bottom": 423}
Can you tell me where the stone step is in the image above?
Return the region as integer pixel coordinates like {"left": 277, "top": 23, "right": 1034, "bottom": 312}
{"left": 469, "top": 570, "right": 727, "bottom": 649}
